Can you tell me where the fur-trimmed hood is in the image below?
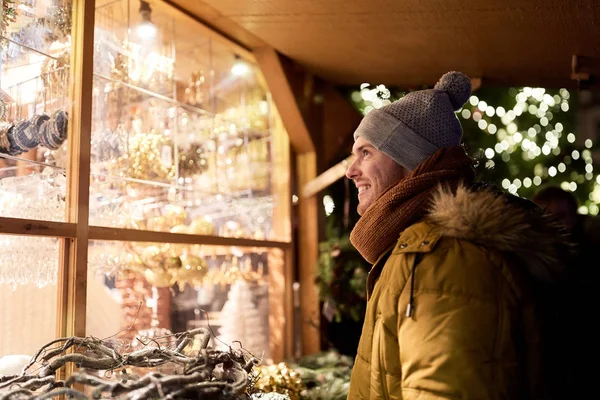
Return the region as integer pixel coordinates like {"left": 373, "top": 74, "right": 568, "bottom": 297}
{"left": 426, "top": 183, "right": 571, "bottom": 283}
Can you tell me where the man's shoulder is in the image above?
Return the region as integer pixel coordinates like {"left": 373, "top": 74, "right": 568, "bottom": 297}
{"left": 393, "top": 221, "right": 507, "bottom": 302}
{"left": 396, "top": 220, "right": 442, "bottom": 250}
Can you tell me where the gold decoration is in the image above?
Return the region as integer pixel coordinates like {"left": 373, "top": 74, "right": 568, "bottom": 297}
{"left": 202, "top": 257, "right": 264, "bottom": 288}
{"left": 143, "top": 267, "right": 173, "bottom": 288}
{"left": 41, "top": 51, "right": 70, "bottom": 103}
{"left": 164, "top": 204, "right": 187, "bottom": 226}
{"left": 174, "top": 254, "right": 208, "bottom": 290}
{"left": 48, "top": 4, "right": 73, "bottom": 41}
{"left": 125, "top": 241, "right": 211, "bottom": 289}
{"left": 178, "top": 143, "right": 208, "bottom": 177}
{"left": 1, "top": 0, "right": 18, "bottom": 40}
{"left": 252, "top": 363, "right": 305, "bottom": 400}
{"left": 127, "top": 131, "right": 175, "bottom": 182}
{"left": 169, "top": 224, "right": 190, "bottom": 253}
{"left": 146, "top": 215, "right": 169, "bottom": 232}
{"left": 170, "top": 224, "right": 189, "bottom": 234}
{"left": 130, "top": 245, "right": 180, "bottom": 288}
{"left": 110, "top": 53, "right": 129, "bottom": 82}
{"left": 184, "top": 70, "right": 206, "bottom": 106}
{"left": 223, "top": 220, "right": 247, "bottom": 238}
{"left": 188, "top": 218, "right": 215, "bottom": 235}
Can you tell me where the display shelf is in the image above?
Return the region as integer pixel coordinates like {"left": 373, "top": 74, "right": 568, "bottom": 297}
{"left": 0, "top": 157, "right": 261, "bottom": 194}
{"left": 90, "top": 171, "right": 268, "bottom": 197}
{"left": 0, "top": 159, "right": 67, "bottom": 222}
{"left": 0, "top": 152, "right": 65, "bottom": 171}
{"left": 87, "top": 225, "right": 290, "bottom": 249}
{"left": 0, "top": 35, "right": 62, "bottom": 62}
{"left": 0, "top": 150, "right": 273, "bottom": 231}
{"left": 93, "top": 72, "right": 214, "bottom": 117}
{"left": 0, "top": 35, "right": 69, "bottom": 102}
{"left": 89, "top": 169, "right": 276, "bottom": 239}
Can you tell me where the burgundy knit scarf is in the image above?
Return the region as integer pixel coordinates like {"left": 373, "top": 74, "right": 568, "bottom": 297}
{"left": 350, "top": 146, "right": 475, "bottom": 264}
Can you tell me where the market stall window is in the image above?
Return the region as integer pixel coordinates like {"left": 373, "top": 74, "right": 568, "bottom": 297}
{"left": 0, "top": 0, "right": 294, "bottom": 393}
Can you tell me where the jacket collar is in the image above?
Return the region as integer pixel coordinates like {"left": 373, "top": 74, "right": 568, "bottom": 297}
{"left": 425, "top": 183, "right": 571, "bottom": 283}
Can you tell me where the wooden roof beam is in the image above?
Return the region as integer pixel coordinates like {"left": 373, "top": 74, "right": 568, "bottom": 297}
{"left": 253, "top": 47, "right": 315, "bottom": 153}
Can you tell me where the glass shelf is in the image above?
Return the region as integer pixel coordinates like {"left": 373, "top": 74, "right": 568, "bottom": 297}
{"left": 0, "top": 152, "right": 65, "bottom": 172}
{"left": 93, "top": 73, "right": 214, "bottom": 117}
{"left": 0, "top": 35, "right": 62, "bottom": 63}
{"left": 89, "top": 170, "right": 275, "bottom": 240}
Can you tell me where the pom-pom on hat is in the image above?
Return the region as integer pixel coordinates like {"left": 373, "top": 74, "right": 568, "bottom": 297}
{"left": 353, "top": 71, "right": 471, "bottom": 170}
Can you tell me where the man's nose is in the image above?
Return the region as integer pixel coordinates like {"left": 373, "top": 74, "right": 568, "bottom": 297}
{"left": 346, "top": 159, "right": 359, "bottom": 180}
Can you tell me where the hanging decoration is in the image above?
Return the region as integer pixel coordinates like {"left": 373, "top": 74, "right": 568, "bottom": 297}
{"left": 184, "top": 70, "right": 206, "bottom": 106}
{"left": 1, "top": 0, "right": 18, "bottom": 40}
{"left": 41, "top": 51, "right": 70, "bottom": 103}
{"left": 0, "top": 110, "right": 68, "bottom": 156}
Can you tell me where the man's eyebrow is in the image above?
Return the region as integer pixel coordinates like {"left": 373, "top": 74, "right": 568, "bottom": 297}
{"left": 352, "top": 144, "right": 375, "bottom": 155}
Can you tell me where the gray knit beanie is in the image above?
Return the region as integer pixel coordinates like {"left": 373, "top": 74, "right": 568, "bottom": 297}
{"left": 353, "top": 71, "right": 471, "bottom": 170}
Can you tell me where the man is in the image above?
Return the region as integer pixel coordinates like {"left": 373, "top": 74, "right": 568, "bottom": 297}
{"left": 533, "top": 185, "right": 600, "bottom": 264}
{"left": 532, "top": 185, "right": 599, "bottom": 399}
{"left": 345, "top": 72, "right": 569, "bottom": 399}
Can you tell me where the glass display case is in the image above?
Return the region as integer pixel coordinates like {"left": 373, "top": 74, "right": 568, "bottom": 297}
{"left": 0, "top": 0, "right": 293, "bottom": 372}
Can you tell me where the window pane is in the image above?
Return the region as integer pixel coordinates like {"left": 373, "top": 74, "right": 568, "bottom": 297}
{"left": 0, "top": 1, "right": 72, "bottom": 221}
{"left": 89, "top": 0, "right": 291, "bottom": 241}
{"left": 87, "top": 240, "right": 287, "bottom": 360}
{"left": 0, "top": 235, "right": 59, "bottom": 360}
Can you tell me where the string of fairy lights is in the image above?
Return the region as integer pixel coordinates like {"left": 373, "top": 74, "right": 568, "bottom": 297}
{"left": 352, "top": 84, "right": 599, "bottom": 216}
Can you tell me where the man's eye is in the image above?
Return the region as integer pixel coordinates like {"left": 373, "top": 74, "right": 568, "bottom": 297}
{"left": 362, "top": 149, "right": 370, "bottom": 157}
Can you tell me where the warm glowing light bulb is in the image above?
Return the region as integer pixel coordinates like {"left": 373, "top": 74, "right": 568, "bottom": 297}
{"left": 231, "top": 56, "right": 249, "bottom": 76}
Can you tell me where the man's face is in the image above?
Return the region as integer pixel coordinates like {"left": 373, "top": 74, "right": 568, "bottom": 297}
{"left": 346, "top": 136, "right": 408, "bottom": 215}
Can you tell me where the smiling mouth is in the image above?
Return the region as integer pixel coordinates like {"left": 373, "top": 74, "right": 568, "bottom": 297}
{"left": 357, "top": 185, "right": 371, "bottom": 195}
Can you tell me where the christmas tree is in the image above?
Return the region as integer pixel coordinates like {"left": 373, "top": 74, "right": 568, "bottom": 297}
{"left": 218, "top": 279, "right": 269, "bottom": 358}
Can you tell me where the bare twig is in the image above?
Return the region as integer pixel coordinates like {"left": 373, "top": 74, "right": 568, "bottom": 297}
{"left": 7, "top": 375, "right": 55, "bottom": 391}
{"left": 0, "top": 388, "right": 34, "bottom": 400}
{"left": 35, "top": 388, "right": 88, "bottom": 400}
{"left": 0, "top": 327, "right": 256, "bottom": 400}
{"left": 0, "top": 376, "right": 40, "bottom": 390}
